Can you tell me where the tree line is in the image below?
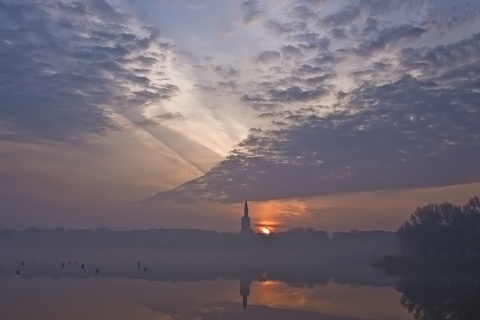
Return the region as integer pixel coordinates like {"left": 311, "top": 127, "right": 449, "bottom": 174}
{"left": 398, "top": 196, "right": 480, "bottom": 261}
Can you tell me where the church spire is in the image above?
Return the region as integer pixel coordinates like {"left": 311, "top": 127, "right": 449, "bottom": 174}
{"left": 240, "top": 278, "right": 251, "bottom": 313}
{"left": 240, "top": 199, "right": 252, "bottom": 234}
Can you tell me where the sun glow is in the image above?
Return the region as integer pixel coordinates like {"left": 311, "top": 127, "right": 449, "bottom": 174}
{"left": 261, "top": 227, "right": 271, "bottom": 235}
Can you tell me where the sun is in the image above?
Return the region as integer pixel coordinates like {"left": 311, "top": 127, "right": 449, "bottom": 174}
{"left": 261, "top": 227, "right": 271, "bottom": 235}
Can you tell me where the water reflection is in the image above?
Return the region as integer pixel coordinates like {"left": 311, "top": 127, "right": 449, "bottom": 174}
{"left": 2, "top": 254, "right": 479, "bottom": 318}
{"left": 0, "top": 252, "right": 411, "bottom": 320}
{"left": 12, "top": 252, "right": 480, "bottom": 319}
{"left": 240, "top": 277, "right": 251, "bottom": 312}
{"left": 396, "top": 273, "right": 480, "bottom": 320}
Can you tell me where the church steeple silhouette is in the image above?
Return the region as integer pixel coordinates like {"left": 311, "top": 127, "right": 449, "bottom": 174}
{"left": 240, "top": 199, "right": 252, "bottom": 234}
{"left": 240, "top": 277, "right": 251, "bottom": 313}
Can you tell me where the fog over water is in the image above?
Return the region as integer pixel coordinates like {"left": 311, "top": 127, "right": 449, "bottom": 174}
{"left": 0, "top": 245, "right": 408, "bottom": 320}
{"left": 2, "top": 225, "right": 480, "bottom": 320}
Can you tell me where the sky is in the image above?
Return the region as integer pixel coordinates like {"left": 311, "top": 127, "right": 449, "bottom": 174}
{"left": 1, "top": 0, "right": 479, "bottom": 232}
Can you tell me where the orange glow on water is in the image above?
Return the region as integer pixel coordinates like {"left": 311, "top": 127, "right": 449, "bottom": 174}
{"left": 249, "top": 281, "right": 408, "bottom": 319}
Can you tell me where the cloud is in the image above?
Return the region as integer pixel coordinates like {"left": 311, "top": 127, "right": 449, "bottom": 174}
{"left": 241, "top": 0, "right": 264, "bottom": 24}
{"left": 354, "top": 25, "right": 427, "bottom": 56}
{"left": 151, "top": 60, "right": 480, "bottom": 203}
{"left": 268, "top": 86, "right": 328, "bottom": 102}
{"left": 320, "top": 4, "right": 361, "bottom": 27}
{"left": 2, "top": 0, "right": 479, "bottom": 217}
{"left": 255, "top": 50, "right": 282, "bottom": 64}
{"left": 398, "top": 32, "right": 480, "bottom": 76}
{"left": 0, "top": 0, "right": 177, "bottom": 142}
{"left": 289, "top": 4, "right": 317, "bottom": 21}
{"left": 263, "top": 19, "right": 306, "bottom": 35}
{"left": 280, "top": 44, "right": 305, "bottom": 58}
{"left": 289, "top": 32, "right": 330, "bottom": 49}
{"left": 157, "top": 112, "right": 184, "bottom": 121}
{"left": 213, "top": 65, "right": 240, "bottom": 79}
{"left": 146, "top": 0, "right": 480, "bottom": 207}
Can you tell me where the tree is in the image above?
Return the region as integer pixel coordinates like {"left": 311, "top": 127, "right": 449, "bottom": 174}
{"left": 462, "top": 196, "right": 480, "bottom": 259}
{"left": 398, "top": 196, "right": 480, "bottom": 261}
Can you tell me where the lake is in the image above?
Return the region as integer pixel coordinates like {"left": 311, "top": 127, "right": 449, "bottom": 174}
{"left": 1, "top": 250, "right": 478, "bottom": 319}
{"left": 1, "top": 275, "right": 409, "bottom": 320}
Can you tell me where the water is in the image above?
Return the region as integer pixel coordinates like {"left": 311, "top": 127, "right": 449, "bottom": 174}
{"left": 1, "top": 250, "right": 479, "bottom": 319}
{"left": 0, "top": 277, "right": 410, "bottom": 320}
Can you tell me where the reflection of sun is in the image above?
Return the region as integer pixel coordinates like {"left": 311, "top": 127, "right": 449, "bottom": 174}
{"left": 261, "top": 227, "right": 271, "bottom": 235}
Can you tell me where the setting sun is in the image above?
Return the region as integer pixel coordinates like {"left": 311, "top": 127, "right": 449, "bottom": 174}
{"left": 261, "top": 227, "right": 271, "bottom": 235}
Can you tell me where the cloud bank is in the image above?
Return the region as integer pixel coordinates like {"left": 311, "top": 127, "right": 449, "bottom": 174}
{"left": 0, "top": 0, "right": 181, "bottom": 143}
{"left": 1, "top": 0, "right": 479, "bottom": 228}
{"left": 151, "top": 0, "right": 480, "bottom": 204}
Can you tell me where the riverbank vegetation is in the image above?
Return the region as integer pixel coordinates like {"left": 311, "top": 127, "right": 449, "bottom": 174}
{"left": 375, "top": 196, "right": 480, "bottom": 273}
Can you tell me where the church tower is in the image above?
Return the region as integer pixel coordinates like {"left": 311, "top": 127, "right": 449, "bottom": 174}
{"left": 240, "top": 277, "right": 251, "bottom": 312}
{"left": 240, "top": 199, "right": 252, "bottom": 234}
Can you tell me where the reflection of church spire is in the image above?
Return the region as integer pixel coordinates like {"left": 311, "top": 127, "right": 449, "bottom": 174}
{"left": 241, "top": 199, "right": 252, "bottom": 234}
{"left": 240, "top": 277, "right": 251, "bottom": 312}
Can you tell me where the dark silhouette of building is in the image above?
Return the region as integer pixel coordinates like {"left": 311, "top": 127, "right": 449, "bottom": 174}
{"left": 240, "top": 199, "right": 253, "bottom": 234}
{"left": 240, "top": 277, "right": 251, "bottom": 312}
